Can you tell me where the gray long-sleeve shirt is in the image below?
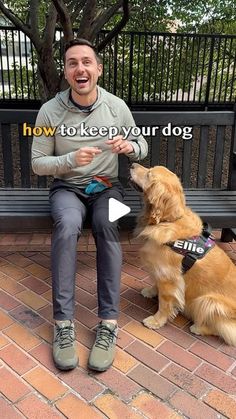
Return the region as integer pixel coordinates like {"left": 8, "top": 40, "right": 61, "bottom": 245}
{"left": 31, "top": 86, "right": 148, "bottom": 187}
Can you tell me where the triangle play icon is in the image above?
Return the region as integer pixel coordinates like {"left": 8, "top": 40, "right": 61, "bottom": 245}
{"left": 108, "top": 198, "right": 131, "bottom": 222}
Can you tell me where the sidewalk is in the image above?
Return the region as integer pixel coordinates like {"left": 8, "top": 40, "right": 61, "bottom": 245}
{"left": 0, "top": 231, "right": 236, "bottom": 418}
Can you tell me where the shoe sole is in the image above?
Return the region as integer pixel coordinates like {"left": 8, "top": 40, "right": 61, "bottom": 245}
{"left": 88, "top": 361, "right": 113, "bottom": 372}
{"left": 54, "top": 360, "right": 78, "bottom": 371}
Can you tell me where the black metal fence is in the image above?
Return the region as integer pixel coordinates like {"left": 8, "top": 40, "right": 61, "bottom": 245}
{"left": 0, "top": 27, "right": 236, "bottom": 109}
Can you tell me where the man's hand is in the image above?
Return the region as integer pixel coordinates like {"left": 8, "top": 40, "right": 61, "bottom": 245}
{"left": 74, "top": 147, "right": 102, "bottom": 166}
{"left": 106, "top": 135, "right": 134, "bottom": 154}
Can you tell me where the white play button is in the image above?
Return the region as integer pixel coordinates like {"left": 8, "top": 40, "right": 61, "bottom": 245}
{"left": 108, "top": 198, "right": 131, "bottom": 222}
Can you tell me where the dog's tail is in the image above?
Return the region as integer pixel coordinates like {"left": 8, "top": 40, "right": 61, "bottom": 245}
{"left": 192, "top": 294, "right": 236, "bottom": 346}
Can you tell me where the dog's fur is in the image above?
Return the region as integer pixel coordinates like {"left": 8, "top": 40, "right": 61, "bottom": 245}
{"left": 130, "top": 163, "right": 236, "bottom": 346}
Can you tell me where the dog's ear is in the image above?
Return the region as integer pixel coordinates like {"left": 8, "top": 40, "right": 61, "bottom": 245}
{"left": 145, "top": 175, "right": 185, "bottom": 223}
{"left": 136, "top": 203, "right": 152, "bottom": 227}
{"left": 141, "top": 198, "right": 162, "bottom": 225}
{"left": 149, "top": 202, "right": 162, "bottom": 224}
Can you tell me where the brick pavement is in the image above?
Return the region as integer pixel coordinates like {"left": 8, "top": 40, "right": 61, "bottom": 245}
{"left": 0, "top": 230, "right": 236, "bottom": 418}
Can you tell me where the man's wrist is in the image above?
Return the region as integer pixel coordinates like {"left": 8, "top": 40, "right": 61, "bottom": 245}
{"left": 126, "top": 142, "right": 134, "bottom": 154}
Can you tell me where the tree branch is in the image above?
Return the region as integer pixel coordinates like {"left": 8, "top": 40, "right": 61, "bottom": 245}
{"left": 50, "top": 0, "right": 73, "bottom": 43}
{"left": 0, "top": 1, "right": 32, "bottom": 38}
{"left": 29, "top": 0, "right": 41, "bottom": 46}
{"left": 97, "top": 0, "right": 129, "bottom": 51}
{"left": 43, "top": 3, "right": 58, "bottom": 46}
{"left": 77, "top": 0, "right": 98, "bottom": 39}
{"left": 89, "top": 0, "right": 123, "bottom": 40}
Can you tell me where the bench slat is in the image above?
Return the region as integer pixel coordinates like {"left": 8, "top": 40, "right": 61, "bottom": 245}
{"left": 1, "top": 187, "right": 236, "bottom": 232}
{"left": 197, "top": 126, "right": 208, "bottom": 188}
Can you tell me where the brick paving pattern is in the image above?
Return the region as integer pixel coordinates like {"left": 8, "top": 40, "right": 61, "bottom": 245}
{"left": 0, "top": 230, "right": 236, "bottom": 418}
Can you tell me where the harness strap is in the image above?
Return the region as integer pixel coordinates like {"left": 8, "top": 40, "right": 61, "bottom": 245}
{"left": 168, "top": 222, "right": 215, "bottom": 274}
{"left": 182, "top": 253, "right": 198, "bottom": 274}
{"left": 202, "top": 222, "right": 212, "bottom": 238}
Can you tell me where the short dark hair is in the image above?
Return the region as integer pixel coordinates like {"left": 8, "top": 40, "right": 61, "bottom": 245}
{"left": 64, "top": 38, "right": 102, "bottom": 64}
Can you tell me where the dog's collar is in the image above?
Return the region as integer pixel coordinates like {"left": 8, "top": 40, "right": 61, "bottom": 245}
{"left": 167, "top": 222, "right": 215, "bottom": 274}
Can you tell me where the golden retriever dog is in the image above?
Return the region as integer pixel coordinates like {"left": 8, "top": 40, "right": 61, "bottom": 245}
{"left": 130, "top": 163, "right": 236, "bottom": 346}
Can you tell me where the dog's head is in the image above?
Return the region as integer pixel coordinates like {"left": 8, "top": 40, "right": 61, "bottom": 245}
{"left": 130, "top": 163, "right": 185, "bottom": 224}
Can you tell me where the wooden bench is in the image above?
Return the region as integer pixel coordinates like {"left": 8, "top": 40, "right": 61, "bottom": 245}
{"left": 0, "top": 110, "right": 236, "bottom": 241}
{"left": 1, "top": 188, "right": 236, "bottom": 239}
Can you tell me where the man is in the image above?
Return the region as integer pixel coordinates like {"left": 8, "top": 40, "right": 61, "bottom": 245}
{"left": 32, "top": 38, "right": 148, "bottom": 372}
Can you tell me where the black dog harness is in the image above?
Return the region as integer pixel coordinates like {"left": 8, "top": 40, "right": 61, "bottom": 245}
{"left": 168, "top": 223, "right": 215, "bottom": 274}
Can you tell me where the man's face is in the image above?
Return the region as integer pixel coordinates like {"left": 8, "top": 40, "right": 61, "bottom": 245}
{"left": 64, "top": 45, "right": 103, "bottom": 100}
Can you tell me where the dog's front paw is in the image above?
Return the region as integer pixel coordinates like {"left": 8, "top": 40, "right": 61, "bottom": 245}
{"left": 141, "top": 286, "right": 157, "bottom": 299}
{"left": 190, "top": 324, "right": 201, "bottom": 335}
{"left": 190, "top": 323, "right": 214, "bottom": 336}
{"left": 143, "top": 315, "right": 165, "bottom": 330}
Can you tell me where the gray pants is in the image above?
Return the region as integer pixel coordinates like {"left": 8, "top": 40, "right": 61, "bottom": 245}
{"left": 49, "top": 180, "right": 124, "bottom": 321}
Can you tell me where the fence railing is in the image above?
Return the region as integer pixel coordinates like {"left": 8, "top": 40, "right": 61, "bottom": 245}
{"left": 0, "top": 27, "right": 236, "bottom": 108}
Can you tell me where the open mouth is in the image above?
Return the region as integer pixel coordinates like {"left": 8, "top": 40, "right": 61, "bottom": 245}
{"left": 76, "top": 77, "right": 89, "bottom": 87}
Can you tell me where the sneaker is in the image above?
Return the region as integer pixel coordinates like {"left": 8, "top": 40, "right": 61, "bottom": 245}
{"left": 88, "top": 321, "right": 118, "bottom": 372}
{"left": 53, "top": 320, "right": 78, "bottom": 370}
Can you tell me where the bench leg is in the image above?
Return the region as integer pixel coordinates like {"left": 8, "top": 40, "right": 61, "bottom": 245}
{"left": 221, "top": 228, "right": 236, "bottom": 242}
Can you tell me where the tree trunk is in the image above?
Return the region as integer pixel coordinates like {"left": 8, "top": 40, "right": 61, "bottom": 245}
{"left": 37, "top": 46, "right": 61, "bottom": 101}
{"left": 0, "top": 0, "right": 130, "bottom": 102}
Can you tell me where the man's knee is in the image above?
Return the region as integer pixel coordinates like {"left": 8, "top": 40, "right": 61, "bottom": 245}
{"left": 53, "top": 210, "right": 83, "bottom": 237}
{"left": 92, "top": 211, "right": 117, "bottom": 231}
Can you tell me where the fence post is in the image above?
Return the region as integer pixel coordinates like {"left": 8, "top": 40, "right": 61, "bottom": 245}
{"left": 204, "top": 36, "right": 215, "bottom": 110}
{"left": 228, "top": 103, "right": 236, "bottom": 190}
{"left": 113, "top": 35, "right": 118, "bottom": 96}
{"left": 128, "top": 33, "right": 134, "bottom": 106}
